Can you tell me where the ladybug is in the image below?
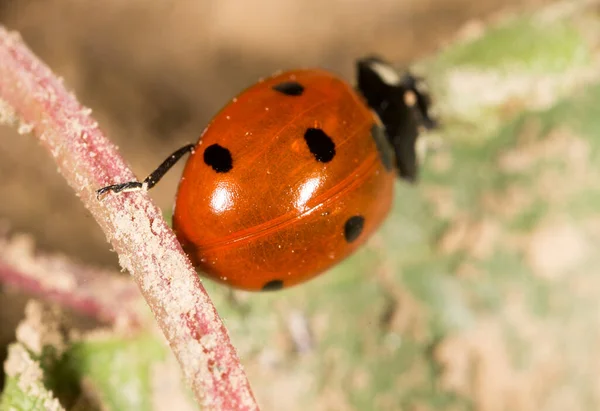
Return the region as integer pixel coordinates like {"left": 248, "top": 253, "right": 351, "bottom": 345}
{"left": 97, "top": 56, "right": 435, "bottom": 291}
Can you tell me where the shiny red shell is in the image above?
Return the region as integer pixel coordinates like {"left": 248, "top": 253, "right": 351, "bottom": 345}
{"left": 172, "top": 69, "right": 395, "bottom": 291}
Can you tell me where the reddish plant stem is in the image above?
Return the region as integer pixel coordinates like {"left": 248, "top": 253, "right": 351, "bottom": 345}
{"left": 0, "top": 234, "right": 145, "bottom": 328}
{"left": 0, "top": 26, "right": 259, "bottom": 410}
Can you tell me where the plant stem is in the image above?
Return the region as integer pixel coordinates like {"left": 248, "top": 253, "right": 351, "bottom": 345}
{"left": 0, "top": 234, "right": 145, "bottom": 329}
{"left": 0, "top": 26, "right": 259, "bottom": 410}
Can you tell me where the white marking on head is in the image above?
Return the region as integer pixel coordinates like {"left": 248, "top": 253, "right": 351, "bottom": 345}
{"left": 369, "top": 60, "right": 402, "bottom": 86}
{"left": 404, "top": 90, "right": 417, "bottom": 107}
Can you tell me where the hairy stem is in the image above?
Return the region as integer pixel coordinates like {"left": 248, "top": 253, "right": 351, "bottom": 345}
{"left": 0, "top": 26, "right": 258, "bottom": 410}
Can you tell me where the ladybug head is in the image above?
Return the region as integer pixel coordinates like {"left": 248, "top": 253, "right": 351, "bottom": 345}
{"left": 356, "top": 56, "right": 436, "bottom": 182}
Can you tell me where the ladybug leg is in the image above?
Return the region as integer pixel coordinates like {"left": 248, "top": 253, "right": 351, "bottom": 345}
{"left": 96, "top": 144, "right": 195, "bottom": 199}
{"left": 356, "top": 56, "right": 436, "bottom": 182}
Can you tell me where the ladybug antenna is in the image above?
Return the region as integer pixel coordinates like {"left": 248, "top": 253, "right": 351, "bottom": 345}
{"left": 356, "top": 56, "right": 435, "bottom": 182}
{"left": 96, "top": 144, "right": 195, "bottom": 199}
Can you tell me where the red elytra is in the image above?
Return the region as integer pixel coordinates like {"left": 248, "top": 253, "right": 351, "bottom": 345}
{"left": 97, "top": 57, "right": 434, "bottom": 291}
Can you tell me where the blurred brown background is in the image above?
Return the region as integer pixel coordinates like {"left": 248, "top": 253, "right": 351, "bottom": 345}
{"left": 0, "top": 0, "right": 544, "bottom": 268}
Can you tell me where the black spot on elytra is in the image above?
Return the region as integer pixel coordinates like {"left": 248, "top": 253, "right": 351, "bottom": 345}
{"left": 203, "top": 144, "right": 232, "bottom": 173}
{"left": 370, "top": 123, "right": 394, "bottom": 171}
{"left": 304, "top": 128, "right": 336, "bottom": 163}
{"left": 272, "top": 81, "right": 305, "bottom": 96}
{"left": 344, "top": 215, "right": 365, "bottom": 243}
{"left": 262, "top": 280, "right": 284, "bottom": 291}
